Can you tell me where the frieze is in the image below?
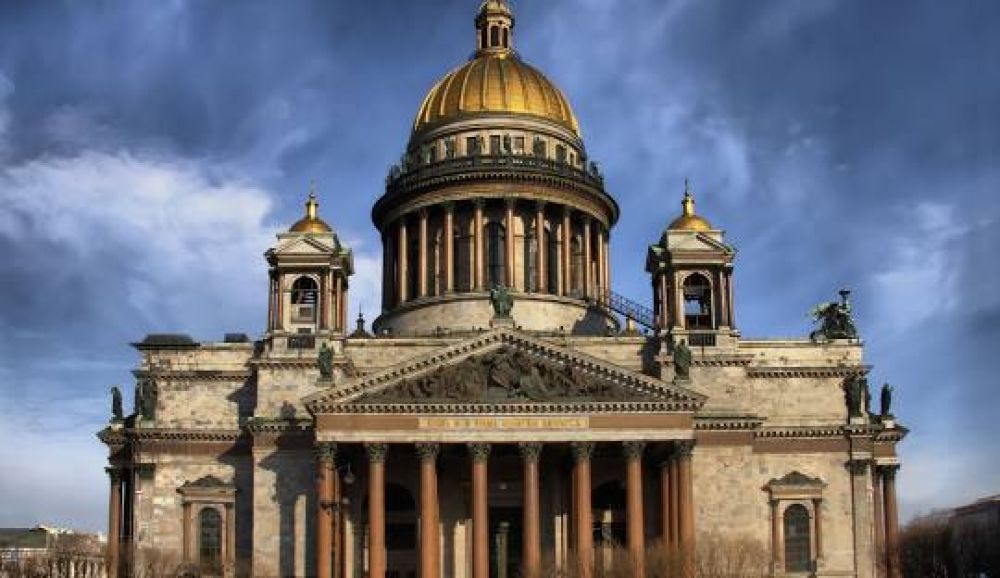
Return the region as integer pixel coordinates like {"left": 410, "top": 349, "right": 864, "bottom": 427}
{"left": 745, "top": 365, "right": 870, "bottom": 379}
{"left": 689, "top": 355, "right": 754, "bottom": 367}
{"left": 358, "top": 346, "right": 640, "bottom": 404}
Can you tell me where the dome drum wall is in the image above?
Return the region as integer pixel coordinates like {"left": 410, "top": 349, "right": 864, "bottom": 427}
{"left": 373, "top": 292, "right": 618, "bottom": 336}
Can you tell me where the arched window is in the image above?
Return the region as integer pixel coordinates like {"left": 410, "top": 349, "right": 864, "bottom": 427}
{"left": 546, "top": 225, "right": 559, "bottom": 294}
{"left": 682, "top": 273, "right": 713, "bottom": 329}
{"left": 570, "top": 235, "right": 584, "bottom": 296}
{"left": 455, "top": 218, "right": 472, "bottom": 292}
{"left": 198, "top": 508, "right": 222, "bottom": 571}
{"left": 291, "top": 276, "right": 318, "bottom": 322}
{"left": 487, "top": 222, "right": 506, "bottom": 288}
{"left": 784, "top": 504, "right": 811, "bottom": 572}
{"left": 524, "top": 219, "right": 537, "bottom": 292}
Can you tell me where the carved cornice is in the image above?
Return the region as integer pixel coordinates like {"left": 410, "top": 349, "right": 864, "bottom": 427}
{"left": 745, "top": 365, "right": 870, "bottom": 379}
{"left": 756, "top": 426, "right": 846, "bottom": 439}
{"left": 250, "top": 357, "right": 325, "bottom": 369}
{"left": 315, "top": 401, "right": 693, "bottom": 414}
{"left": 246, "top": 418, "right": 313, "bottom": 434}
{"left": 306, "top": 328, "right": 706, "bottom": 413}
{"left": 132, "top": 369, "right": 252, "bottom": 382}
{"left": 694, "top": 415, "right": 765, "bottom": 431}
{"left": 113, "top": 428, "right": 243, "bottom": 443}
{"left": 690, "top": 355, "right": 754, "bottom": 367}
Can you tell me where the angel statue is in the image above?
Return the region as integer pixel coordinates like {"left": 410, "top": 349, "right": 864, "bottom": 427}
{"left": 880, "top": 382, "right": 894, "bottom": 417}
{"left": 111, "top": 386, "right": 124, "bottom": 421}
{"left": 810, "top": 289, "right": 859, "bottom": 341}
{"left": 489, "top": 285, "right": 514, "bottom": 319}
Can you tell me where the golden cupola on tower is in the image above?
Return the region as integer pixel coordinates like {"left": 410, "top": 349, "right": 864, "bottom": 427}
{"left": 372, "top": 0, "right": 619, "bottom": 336}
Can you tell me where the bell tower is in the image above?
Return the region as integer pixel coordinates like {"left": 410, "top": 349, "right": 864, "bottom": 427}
{"left": 264, "top": 186, "right": 354, "bottom": 351}
{"left": 646, "top": 182, "right": 736, "bottom": 346}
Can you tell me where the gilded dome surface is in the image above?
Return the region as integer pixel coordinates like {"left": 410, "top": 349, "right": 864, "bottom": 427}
{"left": 413, "top": 53, "right": 580, "bottom": 137}
{"left": 668, "top": 187, "right": 713, "bottom": 232}
{"left": 289, "top": 191, "right": 333, "bottom": 234}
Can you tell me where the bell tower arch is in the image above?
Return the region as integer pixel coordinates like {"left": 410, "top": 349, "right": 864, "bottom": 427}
{"left": 646, "top": 182, "right": 736, "bottom": 346}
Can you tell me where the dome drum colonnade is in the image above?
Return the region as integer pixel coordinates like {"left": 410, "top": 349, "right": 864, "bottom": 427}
{"left": 372, "top": 0, "right": 618, "bottom": 336}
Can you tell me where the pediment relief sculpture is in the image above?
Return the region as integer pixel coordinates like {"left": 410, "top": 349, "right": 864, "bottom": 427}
{"left": 355, "top": 346, "right": 655, "bottom": 404}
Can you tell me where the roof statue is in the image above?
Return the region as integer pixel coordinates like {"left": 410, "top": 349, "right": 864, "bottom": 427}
{"left": 318, "top": 342, "right": 334, "bottom": 379}
{"left": 490, "top": 285, "right": 513, "bottom": 319}
{"left": 810, "top": 289, "right": 859, "bottom": 341}
{"left": 110, "top": 385, "right": 123, "bottom": 422}
{"left": 881, "top": 382, "right": 894, "bottom": 417}
{"left": 672, "top": 338, "right": 692, "bottom": 382}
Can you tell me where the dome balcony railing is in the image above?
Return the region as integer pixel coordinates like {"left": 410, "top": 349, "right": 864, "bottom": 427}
{"left": 384, "top": 153, "right": 605, "bottom": 194}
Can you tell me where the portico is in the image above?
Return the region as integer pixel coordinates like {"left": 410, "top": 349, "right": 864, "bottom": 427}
{"left": 304, "top": 328, "right": 703, "bottom": 578}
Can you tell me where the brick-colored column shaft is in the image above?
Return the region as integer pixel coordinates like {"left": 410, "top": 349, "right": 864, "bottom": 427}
{"left": 625, "top": 442, "right": 646, "bottom": 578}
{"left": 470, "top": 444, "right": 490, "bottom": 578}
{"left": 316, "top": 450, "right": 335, "bottom": 578}
{"left": 418, "top": 444, "right": 440, "bottom": 578}
{"left": 444, "top": 205, "right": 455, "bottom": 293}
{"left": 367, "top": 444, "right": 387, "bottom": 578}
{"left": 418, "top": 210, "right": 428, "bottom": 298}
{"left": 107, "top": 469, "right": 122, "bottom": 578}
{"left": 520, "top": 443, "right": 542, "bottom": 577}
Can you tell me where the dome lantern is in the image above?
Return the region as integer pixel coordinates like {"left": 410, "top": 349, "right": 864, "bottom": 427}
{"left": 289, "top": 183, "right": 334, "bottom": 234}
{"left": 668, "top": 180, "right": 713, "bottom": 232}
{"left": 476, "top": 0, "right": 514, "bottom": 55}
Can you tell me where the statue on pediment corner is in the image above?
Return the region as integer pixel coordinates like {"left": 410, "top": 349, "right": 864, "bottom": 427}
{"left": 810, "top": 289, "right": 859, "bottom": 341}
{"left": 318, "top": 342, "right": 334, "bottom": 379}
{"left": 489, "top": 285, "right": 513, "bottom": 319}
{"left": 111, "top": 385, "right": 123, "bottom": 422}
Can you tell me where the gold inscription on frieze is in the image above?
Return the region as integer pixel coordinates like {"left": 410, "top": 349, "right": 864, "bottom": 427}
{"left": 418, "top": 416, "right": 589, "bottom": 430}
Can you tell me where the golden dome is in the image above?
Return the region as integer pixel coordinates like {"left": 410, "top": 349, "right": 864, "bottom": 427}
{"left": 289, "top": 189, "right": 333, "bottom": 234}
{"left": 412, "top": 0, "right": 580, "bottom": 137}
{"left": 668, "top": 184, "right": 713, "bottom": 232}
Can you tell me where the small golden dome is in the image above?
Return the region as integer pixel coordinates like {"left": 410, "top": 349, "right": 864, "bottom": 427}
{"left": 289, "top": 189, "right": 333, "bottom": 234}
{"left": 667, "top": 183, "right": 713, "bottom": 232}
{"left": 412, "top": 0, "right": 580, "bottom": 137}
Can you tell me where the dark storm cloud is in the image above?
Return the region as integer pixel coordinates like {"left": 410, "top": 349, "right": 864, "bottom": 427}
{"left": 0, "top": 0, "right": 996, "bottom": 529}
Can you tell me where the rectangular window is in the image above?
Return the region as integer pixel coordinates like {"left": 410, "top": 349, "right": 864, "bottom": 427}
{"left": 513, "top": 136, "right": 525, "bottom": 154}
{"left": 556, "top": 145, "right": 568, "bottom": 163}
{"left": 428, "top": 144, "right": 437, "bottom": 163}
{"left": 466, "top": 136, "right": 479, "bottom": 156}
{"left": 490, "top": 135, "right": 502, "bottom": 155}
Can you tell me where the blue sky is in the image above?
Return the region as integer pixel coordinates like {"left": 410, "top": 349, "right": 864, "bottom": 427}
{"left": 0, "top": 0, "right": 997, "bottom": 532}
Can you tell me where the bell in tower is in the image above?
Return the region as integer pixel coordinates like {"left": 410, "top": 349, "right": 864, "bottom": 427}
{"left": 264, "top": 185, "right": 354, "bottom": 351}
{"left": 646, "top": 181, "right": 737, "bottom": 348}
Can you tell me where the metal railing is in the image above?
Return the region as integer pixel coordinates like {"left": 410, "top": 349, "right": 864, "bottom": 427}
{"left": 592, "top": 289, "right": 657, "bottom": 330}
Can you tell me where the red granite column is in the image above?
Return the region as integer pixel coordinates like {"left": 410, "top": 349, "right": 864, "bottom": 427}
{"left": 677, "top": 442, "right": 695, "bottom": 578}
{"left": 469, "top": 443, "right": 491, "bottom": 578}
{"left": 669, "top": 456, "right": 680, "bottom": 548}
{"left": 519, "top": 443, "right": 542, "bottom": 577}
{"left": 571, "top": 442, "right": 595, "bottom": 578}
{"left": 874, "top": 472, "right": 886, "bottom": 577}
{"left": 883, "top": 465, "right": 902, "bottom": 578}
{"left": 316, "top": 443, "right": 336, "bottom": 578}
{"left": 659, "top": 459, "right": 671, "bottom": 545}
{"left": 624, "top": 442, "right": 646, "bottom": 578}
{"left": 366, "top": 443, "right": 388, "bottom": 578}
{"left": 417, "top": 443, "right": 441, "bottom": 578}
{"left": 106, "top": 468, "right": 122, "bottom": 578}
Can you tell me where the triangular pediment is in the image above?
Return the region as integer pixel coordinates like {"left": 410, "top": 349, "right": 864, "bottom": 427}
{"left": 271, "top": 234, "right": 338, "bottom": 256}
{"left": 304, "top": 328, "right": 706, "bottom": 412}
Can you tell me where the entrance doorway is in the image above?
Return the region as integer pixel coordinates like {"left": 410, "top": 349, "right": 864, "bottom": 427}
{"left": 489, "top": 506, "right": 523, "bottom": 578}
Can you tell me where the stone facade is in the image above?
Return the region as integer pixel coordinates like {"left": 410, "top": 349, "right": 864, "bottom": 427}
{"left": 98, "top": 2, "right": 906, "bottom": 578}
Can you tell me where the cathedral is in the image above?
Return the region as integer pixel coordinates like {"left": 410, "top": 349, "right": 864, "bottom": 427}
{"left": 99, "top": 2, "right": 906, "bottom": 577}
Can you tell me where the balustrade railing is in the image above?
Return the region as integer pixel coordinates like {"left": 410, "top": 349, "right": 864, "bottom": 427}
{"left": 385, "top": 154, "right": 605, "bottom": 193}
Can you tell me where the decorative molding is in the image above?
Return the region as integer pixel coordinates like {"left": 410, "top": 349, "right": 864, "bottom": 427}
{"left": 746, "top": 365, "right": 870, "bottom": 379}
{"left": 694, "top": 415, "right": 765, "bottom": 431}
{"left": 365, "top": 443, "right": 388, "bottom": 463}
{"left": 315, "top": 442, "right": 337, "bottom": 465}
{"left": 468, "top": 443, "right": 491, "bottom": 462}
{"left": 570, "top": 441, "right": 595, "bottom": 461}
{"left": 622, "top": 441, "right": 646, "bottom": 460}
{"left": 415, "top": 443, "right": 440, "bottom": 461}
{"left": 690, "top": 355, "right": 754, "bottom": 367}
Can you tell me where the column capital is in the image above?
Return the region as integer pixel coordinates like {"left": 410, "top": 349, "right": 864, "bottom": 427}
{"left": 518, "top": 442, "right": 543, "bottom": 462}
{"left": 315, "top": 442, "right": 338, "bottom": 465}
{"left": 535, "top": 200, "right": 547, "bottom": 210}
{"left": 365, "top": 443, "right": 388, "bottom": 464}
{"left": 443, "top": 200, "right": 456, "bottom": 213}
{"left": 846, "top": 458, "right": 872, "bottom": 475}
{"left": 562, "top": 205, "right": 573, "bottom": 217}
{"left": 416, "top": 442, "right": 440, "bottom": 462}
{"left": 473, "top": 198, "right": 486, "bottom": 209}
{"left": 673, "top": 440, "right": 695, "bottom": 458}
{"left": 570, "top": 441, "right": 595, "bottom": 462}
{"left": 623, "top": 440, "right": 647, "bottom": 460}
{"left": 105, "top": 467, "right": 124, "bottom": 482}
{"left": 468, "top": 442, "right": 491, "bottom": 462}
{"left": 878, "top": 464, "right": 901, "bottom": 479}
{"left": 504, "top": 196, "right": 517, "bottom": 208}
{"left": 418, "top": 207, "right": 429, "bottom": 218}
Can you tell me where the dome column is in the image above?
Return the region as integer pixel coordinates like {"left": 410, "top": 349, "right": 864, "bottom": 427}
{"left": 505, "top": 198, "right": 516, "bottom": 288}
{"left": 397, "top": 218, "right": 409, "bottom": 303}
{"left": 444, "top": 203, "right": 455, "bottom": 293}
{"left": 418, "top": 209, "right": 429, "bottom": 299}
{"left": 561, "top": 207, "right": 572, "bottom": 297}
{"left": 535, "top": 202, "right": 547, "bottom": 293}
{"left": 582, "top": 216, "right": 592, "bottom": 298}
{"left": 474, "top": 200, "right": 486, "bottom": 291}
